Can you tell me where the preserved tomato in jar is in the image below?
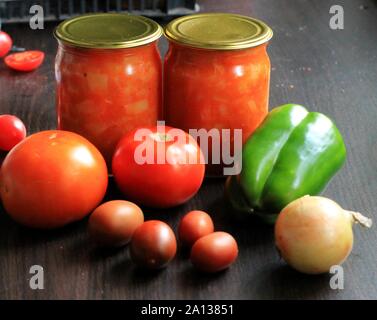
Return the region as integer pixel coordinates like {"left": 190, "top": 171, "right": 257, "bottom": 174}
{"left": 55, "top": 14, "right": 162, "bottom": 165}
{"left": 164, "top": 13, "right": 273, "bottom": 176}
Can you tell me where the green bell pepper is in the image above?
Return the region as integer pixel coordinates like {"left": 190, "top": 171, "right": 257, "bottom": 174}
{"left": 226, "top": 104, "right": 347, "bottom": 223}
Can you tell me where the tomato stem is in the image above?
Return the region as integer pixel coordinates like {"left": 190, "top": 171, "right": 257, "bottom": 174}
{"left": 150, "top": 132, "right": 173, "bottom": 142}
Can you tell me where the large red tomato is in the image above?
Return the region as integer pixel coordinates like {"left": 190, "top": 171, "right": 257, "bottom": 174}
{"left": 0, "top": 130, "right": 108, "bottom": 229}
{"left": 112, "top": 125, "right": 205, "bottom": 208}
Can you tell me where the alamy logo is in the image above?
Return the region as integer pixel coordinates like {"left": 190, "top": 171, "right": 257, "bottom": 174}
{"left": 29, "top": 5, "right": 44, "bottom": 30}
{"left": 133, "top": 121, "right": 242, "bottom": 175}
{"left": 29, "top": 265, "right": 44, "bottom": 290}
{"left": 329, "top": 265, "right": 344, "bottom": 290}
{"left": 329, "top": 5, "right": 344, "bottom": 30}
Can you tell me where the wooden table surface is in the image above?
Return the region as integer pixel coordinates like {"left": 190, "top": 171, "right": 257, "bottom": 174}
{"left": 1, "top": 0, "right": 377, "bottom": 300}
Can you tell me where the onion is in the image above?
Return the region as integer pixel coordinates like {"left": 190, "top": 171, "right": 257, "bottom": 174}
{"left": 275, "top": 195, "right": 372, "bottom": 274}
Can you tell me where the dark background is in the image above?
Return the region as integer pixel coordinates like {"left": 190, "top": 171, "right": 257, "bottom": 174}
{"left": 0, "top": 0, "right": 377, "bottom": 299}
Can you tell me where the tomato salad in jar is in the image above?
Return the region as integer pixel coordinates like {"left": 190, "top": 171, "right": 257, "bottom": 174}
{"left": 54, "top": 14, "right": 163, "bottom": 166}
{"left": 164, "top": 13, "right": 273, "bottom": 175}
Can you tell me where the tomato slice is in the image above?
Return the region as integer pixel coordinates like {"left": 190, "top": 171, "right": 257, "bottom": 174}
{"left": 4, "top": 50, "right": 45, "bottom": 72}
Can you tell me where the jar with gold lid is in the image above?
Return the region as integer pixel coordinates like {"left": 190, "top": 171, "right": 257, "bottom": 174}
{"left": 55, "top": 13, "right": 163, "bottom": 165}
{"left": 164, "top": 13, "right": 273, "bottom": 175}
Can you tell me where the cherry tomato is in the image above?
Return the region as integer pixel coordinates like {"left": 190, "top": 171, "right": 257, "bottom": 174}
{"left": 4, "top": 50, "right": 44, "bottom": 72}
{"left": 0, "top": 31, "right": 12, "bottom": 58}
{"left": 0, "top": 115, "right": 27, "bottom": 151}
{"left": 178, "top": 210, "right": 214, "bottom": 247}
{"left": 112, "top": 125, "right": 205, "bottom": 208}
{"left": 0, "top": 130, "right": 108, "bottom": 229}
{"left": 190, "top": 232, "right": 238, "bottom": 273}
{"left": 89, "top": 200, "right": 144, "bottom": 247}
{"left": 130, "top": 220, "right": 177, "bottom": 269}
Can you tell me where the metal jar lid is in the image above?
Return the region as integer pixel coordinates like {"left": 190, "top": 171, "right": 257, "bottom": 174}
{"left": 54, "top": 13, "right": 163, "bottom": 49}
{"left": 164, "top": 13, "right": 273, "bottom": 50}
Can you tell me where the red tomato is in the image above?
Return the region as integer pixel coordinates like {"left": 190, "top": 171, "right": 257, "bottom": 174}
{"left": 0, "top": 31, "right": 12, "bottom": 58}
{"left": 89, "top": 200, "right": 144, "bottom": 247}
{"left": 112, "top": 125, "right": 205, "bottom": 208}
{"left": 190, "top": 232, "right": 238, "bottom": 273}
{"left": 178, "top": 210, "right": 214, "bottom": 246}
{"left": 0, "top": 115, "right": 27, "bottom": 151}
{"left": 4, "top": 50, "right": 44, "bottom": 72}
{"left": 0, "top": 130, "right": 108, "bottom": 229}
{"left": 130, "top": 220, "right": 177, "bottom": 269}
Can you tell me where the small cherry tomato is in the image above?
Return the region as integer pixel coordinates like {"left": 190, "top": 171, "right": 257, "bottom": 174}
{"left": 4, "top": 50, "right": 44, "bottom": 72}
{"left": 89, "top": 200, "right": 144, "bottom": 247}
{"left": 130, "top": 220, "right": 177, "bottom": 269}
{"left": 0, "top": 31, "right": 12, "bottom": 58}
{"left": 190, "top": 232, "right": 238, "bottom": 273}
{"left": 178, "top": 210, "right": 214, "bottom": 246}
{"left": 0, "top": 115, "right": 27, "bottom": 151}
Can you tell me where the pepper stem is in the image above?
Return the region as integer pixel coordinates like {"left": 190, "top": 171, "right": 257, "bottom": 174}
{"left": 347, "top": 211, "right": 373, "bottom": 228}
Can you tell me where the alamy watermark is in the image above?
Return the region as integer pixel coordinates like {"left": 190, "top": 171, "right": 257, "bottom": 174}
{"left": 29, "top": 265, "right": 44, "bottom": 290}
{"left": 26, "top": 4, "right": 345, "bottom": 31}
{"left": 26, "top": 263, "right": 344, "bottom": 291}
{"left": 29, "top": 5, "right": 44, "bottom": 30}
{"left": 133, "top": 121, "right": 242, "bottom": 175}
{"left": 329, "top": 5, "right": 344, "bottom": 30}
{"left": 329, "top": 265, "right": 344, "bottom": 290}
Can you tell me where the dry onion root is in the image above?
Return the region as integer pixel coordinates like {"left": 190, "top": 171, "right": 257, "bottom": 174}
{"left": 274, "top": 195, "right": 372, "bottom": 274}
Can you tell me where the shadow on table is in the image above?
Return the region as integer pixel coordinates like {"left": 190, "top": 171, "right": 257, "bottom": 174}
{"left": 107, "top": 253, "right": 165, "bottom": 289}
{"left": 250, "top": 264, "right": 334, "bottom": 299}
{"left": 0, "top": 205, "right": 88, "bottom": 250}
{"left": 180, "top": 264, "right": 230, "bottom": 287}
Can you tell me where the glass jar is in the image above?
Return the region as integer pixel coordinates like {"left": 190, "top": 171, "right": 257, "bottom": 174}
{"left": 55, "top": 14, "right": 162, "bottom": 165}
{"left": 164, "top": 13, "right": 273, "bottom": 176}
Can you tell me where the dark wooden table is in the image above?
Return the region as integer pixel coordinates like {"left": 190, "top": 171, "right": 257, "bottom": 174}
{"left": 1, "top": 0, "right": 377, "bottom": 300}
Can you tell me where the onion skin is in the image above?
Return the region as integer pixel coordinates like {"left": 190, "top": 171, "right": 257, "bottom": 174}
{"left": 275, "top": 196, "right": 371, "bottom": 274}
